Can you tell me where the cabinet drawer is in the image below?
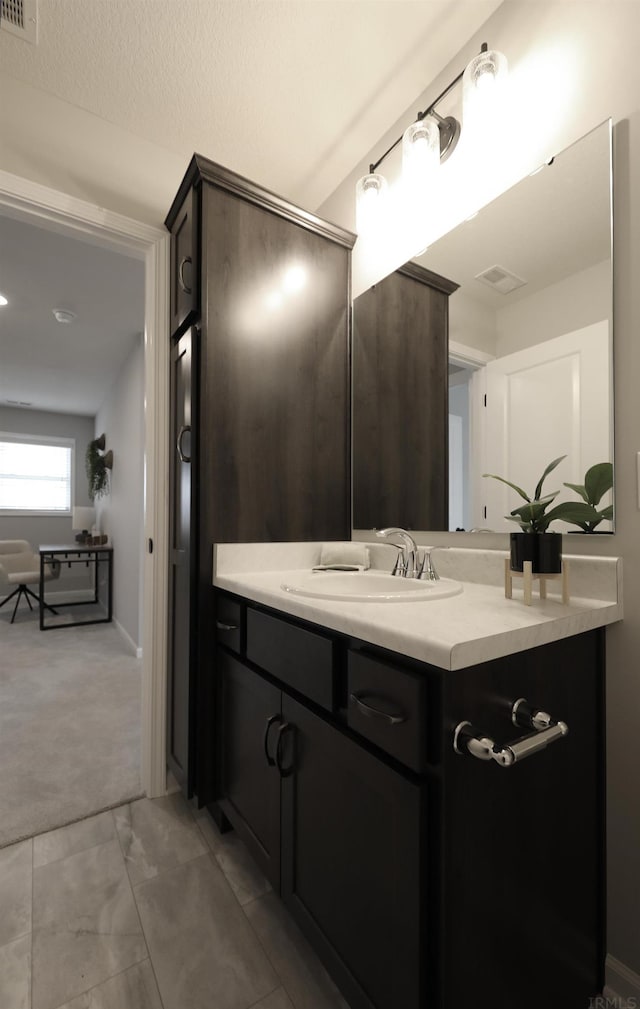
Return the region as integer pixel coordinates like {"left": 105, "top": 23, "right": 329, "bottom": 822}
{"left": 215, "top": 595, "right": 242, "bottom": 654}
{"left": 170, "top": 185, "right": 199, "bottom": 337}
{"left": 347, "top": 651, "right": 426, "bottom": 772}
{"left": 246, "top": 608, "right": 334, "bottom": 711}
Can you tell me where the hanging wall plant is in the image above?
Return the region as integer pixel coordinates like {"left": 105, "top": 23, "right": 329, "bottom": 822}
{"left": 85, "top": 434, "right": 113, "bottom": 501}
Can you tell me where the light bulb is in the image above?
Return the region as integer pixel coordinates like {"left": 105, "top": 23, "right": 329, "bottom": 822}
{"left": 0, "top": 294, "right": 8, "bottom": 306}
{"left": 402, "top": 117, "right": 440, "bottom": 189}
{"left": 355, "top": 173, "right": 388, "bottom": 236}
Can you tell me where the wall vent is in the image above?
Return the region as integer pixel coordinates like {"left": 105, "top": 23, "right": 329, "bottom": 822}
{"left": 0, "top": 0, "right": 38, "bottom": 44}
{"left": 474, "top": 264, "right": 527, "bottom": 295}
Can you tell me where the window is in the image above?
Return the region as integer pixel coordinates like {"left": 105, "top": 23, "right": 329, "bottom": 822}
{"left": 0, "top": 433, "right": 75, "bottom": 515}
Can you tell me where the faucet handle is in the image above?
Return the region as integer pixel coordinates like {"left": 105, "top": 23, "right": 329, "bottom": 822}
{"left": 418, "top": 546, "right": 448, "bottom": 582}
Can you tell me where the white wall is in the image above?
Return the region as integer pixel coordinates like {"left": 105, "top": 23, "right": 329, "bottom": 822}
{"left": 495, "top": 259, "right": 610, "bottom": 357}
{"left": 94, "top": 337, "right": 145, "bottom": 651}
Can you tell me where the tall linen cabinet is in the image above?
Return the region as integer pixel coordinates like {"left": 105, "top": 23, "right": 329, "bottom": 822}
{"left": 165, "top": 156, "right": 355, "bottom": 801}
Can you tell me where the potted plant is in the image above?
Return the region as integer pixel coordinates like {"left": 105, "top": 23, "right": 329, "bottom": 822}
{"left": 85, "top": 434, "right": 113, "bottom": 502}
{"left": 483, "top": 456, "right": 601, "bottom": 573}
{"left": 563, "top": 462, "right": 613, "bottom": 532}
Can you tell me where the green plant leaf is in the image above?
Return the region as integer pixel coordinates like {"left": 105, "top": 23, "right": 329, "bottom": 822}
{"left": 584, "top": 462, "right": 613, "bottom": 506}
{"left": 534, "top": 455, "right": 567, "bottom": 501}
{"left": 563, "top": 481, "right": 590, "bottom": 503}
{"left": 598, "top": 504, "right": 614, "bottom": 520}
{"left": 483, "top": 473, "right": 530, "bottom": 502}
{"left": 544, "top": 502, "right": 600, "bottom": 527}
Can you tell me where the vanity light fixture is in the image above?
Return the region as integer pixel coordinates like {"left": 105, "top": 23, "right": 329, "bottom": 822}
{"left": 355, "top": 42, "right": 508, "bottom": 232}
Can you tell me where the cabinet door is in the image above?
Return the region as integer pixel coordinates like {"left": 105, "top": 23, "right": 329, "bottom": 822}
{"left": 199, "top": 183, "right": 351, "bottom": 542}
{"left": 167, "top": 327, "right": 198, "bottom": 795}
{"left": 169, "top": 186, "right": 199, "bottom": 337}
{"left": 217, "top": 651, "right": 282, "bottom": 889}
{"left": 281, "top": 696, "right": 423, "bottom": 1009}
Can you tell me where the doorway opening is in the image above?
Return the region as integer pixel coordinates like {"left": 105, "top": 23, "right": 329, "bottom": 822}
{"left": 0, "top": 168, "right": 170, "bottom": 813}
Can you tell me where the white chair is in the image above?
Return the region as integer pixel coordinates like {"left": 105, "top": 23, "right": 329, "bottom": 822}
{"left": 0, "top": 540, "right": 60, "bottom": 624}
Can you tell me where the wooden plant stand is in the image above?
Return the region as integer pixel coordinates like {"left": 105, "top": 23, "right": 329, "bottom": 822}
{"left": 504, "top": 558, "right": 570, "bottom": 606}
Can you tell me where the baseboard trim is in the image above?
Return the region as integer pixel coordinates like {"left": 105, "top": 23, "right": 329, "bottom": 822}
{"left": 604, "top": 954, "right": 640, "bottom": 1006}
{"left": 114, "top": 618, "right": 143, "bottom": 659}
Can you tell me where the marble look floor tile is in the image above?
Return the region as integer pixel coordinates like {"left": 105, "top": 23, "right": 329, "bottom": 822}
{"left": 195, "top": 810, "right": 271, "bottom": 905}
{"left": 33, "top": 810, "right": 116, "bottom": 868}
{"left": 252, "top": 987, "right": 296, "bottom": 1009}
{"left": 32, "top": 838, "right": 147, "bottom": 1009}
{"left": 114, "top": 793, "right": 206, "bottom": 886}
{"left": 0, "top": 933, "right": 31, "bottom": 1009}
{"left": 0, "top": 838, "right": 32, "bottom": 946}
{"left": 134, "top": 853, "right": 279, "bottom": 1009}
{"left": 244, "top": 892, "right": 350, "bottom": 1009}
{"left": 55, "top": 960, "right": 163, "bottom": 1009}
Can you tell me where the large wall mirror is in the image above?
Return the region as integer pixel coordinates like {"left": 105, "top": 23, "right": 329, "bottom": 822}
{"left": 353, "top": 119, "right": 614, "bottom": 534}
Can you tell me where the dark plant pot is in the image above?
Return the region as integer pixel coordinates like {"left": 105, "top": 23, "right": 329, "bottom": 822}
{"left": 510, "top": 532, "right": 562, "bottom": 574}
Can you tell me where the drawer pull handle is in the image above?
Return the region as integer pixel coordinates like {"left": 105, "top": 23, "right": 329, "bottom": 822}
{"left": 178, "top": 255, "right": 192, "bottom": 294}
{"left": 350, "top": 692, "right": 407, "bottom": 726}
{"left": 453, "top": 697, "right": 568, "bottom": 768}
{"left": 275, "top": 722, "right": 295, "bottom": 778}
{"left": 263, "top": 713, "right": 282, "bottom": 767}
{"left": 216, "top": 620, "right": 238, "bottom": 632}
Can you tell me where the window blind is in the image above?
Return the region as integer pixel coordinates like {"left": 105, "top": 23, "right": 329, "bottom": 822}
{"left": 0, "top": 436, "right": 73, "bottom": 513}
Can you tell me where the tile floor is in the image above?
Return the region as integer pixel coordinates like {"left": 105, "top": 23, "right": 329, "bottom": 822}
{"left": 0, "top": 792, "right": 349, "bottom": 1009}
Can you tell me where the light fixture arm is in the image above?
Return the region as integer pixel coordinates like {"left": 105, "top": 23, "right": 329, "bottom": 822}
{"left": 368, "top": 42, "right": 489, "bottom": 175}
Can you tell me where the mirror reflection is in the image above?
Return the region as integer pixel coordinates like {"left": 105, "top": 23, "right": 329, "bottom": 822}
{"left": 353, "top": 120, "right": 613, "bottom": 535}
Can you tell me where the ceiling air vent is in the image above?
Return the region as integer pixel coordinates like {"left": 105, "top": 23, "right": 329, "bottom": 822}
{"left": 474, "top": 264, "right": 527, "bottom": 295}
{"left": 0, "top": 0, "right": 38, "bottom": 44}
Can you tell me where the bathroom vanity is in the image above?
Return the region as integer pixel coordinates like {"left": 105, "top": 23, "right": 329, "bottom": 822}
{"left": 210, "top": 545, "right": 621, "bottom": 1009}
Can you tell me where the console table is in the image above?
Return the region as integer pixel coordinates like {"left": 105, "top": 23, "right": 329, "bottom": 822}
{"left": 38, "top": 544, "right": 113, "bottom": 630}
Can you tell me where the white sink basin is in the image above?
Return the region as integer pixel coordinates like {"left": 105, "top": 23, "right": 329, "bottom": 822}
{"left": 280, "top": 570, "right": 463, "bottom": 602}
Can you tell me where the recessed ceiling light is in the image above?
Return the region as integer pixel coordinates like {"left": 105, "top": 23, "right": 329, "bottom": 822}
{"left": 52, "top": 308, "right": 76, "bottom": 324}
{"left": 0, "top": 294, "right": 8, "bottom": 306}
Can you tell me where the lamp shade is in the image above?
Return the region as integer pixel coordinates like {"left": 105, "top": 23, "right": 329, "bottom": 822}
{"left": 355, "top": 172, "right": 388, "bottom": 236}
{"left": 463, "top": 47, "right": 508, "bottom": 133}
{"left": 72, "top": 506, "right": 95, "bottom": 532}
{"left": 402, "top": 116, "right": 440, "bottom": 188}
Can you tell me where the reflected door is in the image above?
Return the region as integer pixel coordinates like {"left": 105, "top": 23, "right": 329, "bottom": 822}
{"left": 482, "top": 321, "right": 611, "bottom": 531}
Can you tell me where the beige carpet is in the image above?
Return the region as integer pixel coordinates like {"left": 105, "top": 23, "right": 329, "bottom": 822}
{"left": 0, "top": 604, "right": 143, "bottom": 847}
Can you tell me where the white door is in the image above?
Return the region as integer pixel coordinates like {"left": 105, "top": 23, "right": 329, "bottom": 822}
{"left": 482, "top": 321, "right": 612, "bottom": 532}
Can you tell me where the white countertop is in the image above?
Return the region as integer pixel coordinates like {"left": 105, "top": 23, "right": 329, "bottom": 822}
{"left": 213, "top": 543, "right": 622, "bottom": 671}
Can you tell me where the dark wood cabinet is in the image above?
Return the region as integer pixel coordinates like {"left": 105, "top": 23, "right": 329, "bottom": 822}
{"left": 352, "top": 263, "right": 458, "bottom": 531}
{"left": 165, "top": 156, "right": 355, "bottom": 802}
{"left": 213, "top": 591, "right": 605, "bottom": 1009}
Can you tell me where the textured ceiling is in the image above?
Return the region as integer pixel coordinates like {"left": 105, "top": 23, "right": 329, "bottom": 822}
{"left": 0, "top": 0, "right": 502, "bottom": 210}
{"left": 0, "top": 213, "right": 144, "bottom": 416}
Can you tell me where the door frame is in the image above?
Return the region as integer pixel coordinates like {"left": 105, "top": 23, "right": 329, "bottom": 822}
{"left": 0, "top": 167, "right": 170, "bottom": 797}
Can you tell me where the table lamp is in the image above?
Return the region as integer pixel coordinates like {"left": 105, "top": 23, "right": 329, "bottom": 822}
{"left": 72, "top": 506, "right": 96, "bottom": 544}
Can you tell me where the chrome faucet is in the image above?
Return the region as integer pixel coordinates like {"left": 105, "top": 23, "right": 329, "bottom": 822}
{"left": 376, "top": 527, "right": 418, "bottom": 578}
